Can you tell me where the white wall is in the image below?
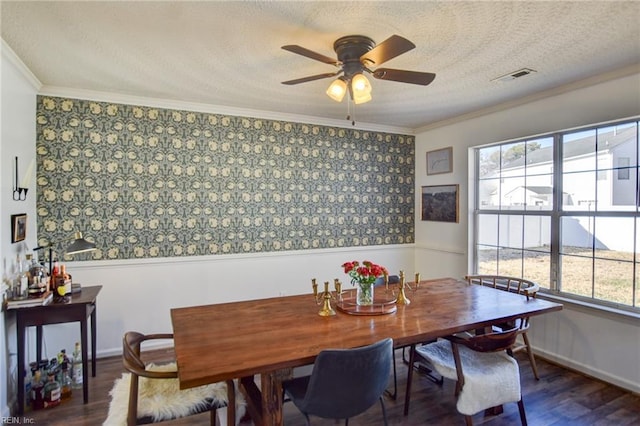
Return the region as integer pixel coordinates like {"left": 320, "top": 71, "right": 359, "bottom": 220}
{"left": 414, "top": 71, "right": 640, "bottom": 393}
{"left": 1, "top": 43, "right": 39, "bottom": 417}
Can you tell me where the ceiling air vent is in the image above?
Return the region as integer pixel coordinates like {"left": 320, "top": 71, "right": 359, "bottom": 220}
{"left": 491, "top": 68, "right": 537, "bottom": 83}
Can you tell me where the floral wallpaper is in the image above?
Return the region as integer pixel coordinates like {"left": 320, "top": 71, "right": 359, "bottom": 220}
{"left": 35, "top": 96, "right": 414, "bottom": 260}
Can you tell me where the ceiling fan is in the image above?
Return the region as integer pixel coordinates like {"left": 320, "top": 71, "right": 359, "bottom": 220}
{"left": 281, "top": 34, "right": 436, "bottom": 104}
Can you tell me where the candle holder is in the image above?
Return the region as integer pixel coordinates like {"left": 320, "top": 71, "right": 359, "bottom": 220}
{"left": 396, "top": 271, "right": 411, "bottom": 305}
{"left": 12, "top": 157, "right": 33, "bottom": 201}
{"left": 312, "top": 278, "right": 341, "bottom": 316}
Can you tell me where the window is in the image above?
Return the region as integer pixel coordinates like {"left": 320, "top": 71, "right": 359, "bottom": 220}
{"left": 472, "top": 118, "right": 639, "bottom": 312}
{"left": 618, "top": 157, "right": 630, "bottom": 180}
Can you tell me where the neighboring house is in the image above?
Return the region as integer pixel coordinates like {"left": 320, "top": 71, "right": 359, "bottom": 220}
{"left": 480, "top": 124, "right": 637, "bottom": 252}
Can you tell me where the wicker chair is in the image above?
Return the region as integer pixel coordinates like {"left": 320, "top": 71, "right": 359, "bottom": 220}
{"left": 464, "top": 275, "right": 541, "bottom": 380}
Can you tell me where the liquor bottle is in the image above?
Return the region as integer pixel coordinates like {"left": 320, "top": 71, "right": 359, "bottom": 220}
{"left": 72, "top": 342, "right": 83, "bottom": 389}
{"left": 30, "top": 370, "right": 44, "bottom": 411}
{"left": 14, "top": 255, "right": 29, "bottom": 299}
{"left": 50, "top": 261, "right": 60, "bottom": 294}
{"left": 60, "top": 362, "right": 72, "bottom": 400}
{"left": 26, "top": 362, "right": 38, "bottom": 410}
{"left": 24, "top": 367, "right": 32, "bottom": 412}
{"left": 43, "top": 371, "right": 61, "bottom": 409}
{"left": 55, "top": 264, "right": 72, "bottom": 300}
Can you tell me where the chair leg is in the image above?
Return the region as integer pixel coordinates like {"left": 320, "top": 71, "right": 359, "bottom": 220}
{"left": 379, "top": 396, "right": 389, "bottom": 426}
{"left": 210, "top": 408, "right": 216, "bottom": 426}
{"left": 517, "top": 398, "right": 528, "bottom": 426}
{"left": 127, "top": 375, "right": 139, "bottom": 426}
{"left": 225, "top": 380, "right": 236, "bottom": 426}
{"left": 464, "top": 415, "right": 473, "bottom": 425}
{"left": 403, "top": 344, "right": 416, "bottom": 416}
{"left": 522, "top": 333, "right": 539, "bottom": 380}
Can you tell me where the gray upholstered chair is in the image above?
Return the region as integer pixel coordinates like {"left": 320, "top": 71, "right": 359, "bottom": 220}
{"left": 112, "top": 331, "right": 238, "bottom": 426}
{"left": 282, "top": 338, "right": 393, "bottom": 425}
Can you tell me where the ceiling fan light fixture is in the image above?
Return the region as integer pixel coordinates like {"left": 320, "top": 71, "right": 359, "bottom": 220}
{"left": 353, "top": 90, "right": 372, "bottom": 105}
{"left": 326, "top": 78, "right": 347, "bottom": 102}
{"left": 351, "top": 73, "right": 372, "bottom": 94}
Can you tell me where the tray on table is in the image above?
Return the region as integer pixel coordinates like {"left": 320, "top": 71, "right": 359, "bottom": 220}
{"left": 336, "top": 291, "right": 398, "bottom": 315}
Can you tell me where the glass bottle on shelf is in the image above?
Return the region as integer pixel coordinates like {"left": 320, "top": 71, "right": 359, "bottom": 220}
{"left": 50, "top": 261, "right": 60, "bottom": 295}
{"left": 72, "top": 342, "right": 83, "bottom": 389}
{"left": 54, "top": 264, "right": 72, "bottom": 302}
{"left": 30, "top": 370, "right": 44, "bottom": 411}
{"left": 24, "top": 364, "right": 33, "bottom": 412}
{"left": 60, "top": 361, "right": 72, "bottom": 400}
{"left": 14, "top": 255, "right": 29, "bottom": 299}
{"left": 43, "top": 370, "right": 61, "bottom": 409}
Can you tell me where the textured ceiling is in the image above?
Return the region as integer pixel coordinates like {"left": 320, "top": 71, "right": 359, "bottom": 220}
{"left": 1, "top": 1, "right": 639, "bottom": 131}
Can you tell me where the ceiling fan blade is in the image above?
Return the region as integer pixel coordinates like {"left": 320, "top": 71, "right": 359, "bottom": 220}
{"left": 372, "top": 68, "right": 436, "bottom": 86}
{"left": 360, "top": 35, "right": 415, "bottom": 66}
{"left": 282, "top": 45, "right": 339, "bottom": 66}
{"left": 282, "top": 72, "right": 340, "bottom": 85}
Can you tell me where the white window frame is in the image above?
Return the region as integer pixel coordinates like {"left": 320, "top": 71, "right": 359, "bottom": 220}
{"left": 470, "top": 117, "right": 639, "bottom": 314}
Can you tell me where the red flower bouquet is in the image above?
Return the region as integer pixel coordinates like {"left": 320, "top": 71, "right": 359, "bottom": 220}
{"left": 341, "top": 260, "right": 388, "bottom": 286}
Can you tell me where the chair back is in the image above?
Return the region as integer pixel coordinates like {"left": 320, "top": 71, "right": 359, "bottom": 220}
{"left": 465, "top": 275, "right": 539, "bottom": 300}
{"left": 374, "top": 275, "right": 400, "bottom": 286}
{"left": 449, "top": 326, "right": 519, "bottom": 353}
{"left": 297, "top": 337, "right": 393, "bottom": 419}
{"left": 122, "top": 332, "right": 176, "bottom": 379}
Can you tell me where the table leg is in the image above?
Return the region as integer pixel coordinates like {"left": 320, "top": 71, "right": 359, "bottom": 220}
{"left": 404, "top": 344, "right": 416, "bottom": 416}
{"left": 36, "top": 325, "right": 43, "bottom": 365}
{"left": 90, "top": 302, "right": 97, "bottom": 377}
{"left": 239, "top": 376, "right": 263, "bottom": 426}
{"left": 16, "top": 318, "right": 26, "bottom": 416}
{"left": 80, "top": 315, "right": 89, "bottom": 404}
{"left": 260, "top": 369, "right": 292, "bottom": 426}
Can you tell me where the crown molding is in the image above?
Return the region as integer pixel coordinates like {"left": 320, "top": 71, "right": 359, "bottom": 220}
{"left": 415, "top": 63, "right": 640, "bottom": 134}
{"left": 37, "top": 85, "right": 414, "bottom": 136}
{"left": 1, "top": 38, "right": 42, "bottom": 91}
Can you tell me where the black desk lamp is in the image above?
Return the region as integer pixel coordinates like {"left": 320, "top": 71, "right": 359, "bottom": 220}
{"left": 34, "top": 231, "right": 97, "bottom": 276}
{"left": 65, "top": 231, "right": 97, "bottom": 255}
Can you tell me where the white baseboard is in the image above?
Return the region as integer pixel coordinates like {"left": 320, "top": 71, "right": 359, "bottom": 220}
{"left": 535, "top": 348, "right": 640, "bottom": 394}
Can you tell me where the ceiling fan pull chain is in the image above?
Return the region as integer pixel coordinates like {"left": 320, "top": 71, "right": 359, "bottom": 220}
{"left": 346, "top": 98, "right": 356, "bottom": 126}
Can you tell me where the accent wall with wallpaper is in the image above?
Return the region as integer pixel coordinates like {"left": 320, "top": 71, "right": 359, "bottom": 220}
{"left": 35, "top": 96, "right": 415, "bottom": 260}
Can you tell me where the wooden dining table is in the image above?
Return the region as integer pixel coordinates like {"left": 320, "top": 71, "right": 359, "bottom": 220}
{"left": 170, "top": 277, "right": 562, "bottom": 426}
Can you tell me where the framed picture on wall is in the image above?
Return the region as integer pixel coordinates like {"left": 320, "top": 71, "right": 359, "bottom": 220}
{"left": 421, "top": 185, "right": 459, "bottom": 223}
{"left": 426, "top": 147, "right": 453, "bottom": 175}
{"left": 11, "top": 213, "right": 27, "bottom": 243}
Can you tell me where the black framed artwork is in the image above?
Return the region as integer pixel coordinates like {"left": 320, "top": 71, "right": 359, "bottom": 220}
{"left": 11, "top": 213, "right": 27, "bottom": 243}
{"left": 421, "top": 185, "right": 459, "bottom": 223}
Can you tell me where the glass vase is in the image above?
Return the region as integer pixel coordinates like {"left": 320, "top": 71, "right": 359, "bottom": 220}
{"left": 356, "top": 282, "right": 374, "bottom": 306}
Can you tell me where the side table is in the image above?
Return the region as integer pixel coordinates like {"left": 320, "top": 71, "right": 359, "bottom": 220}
{"left": 11, "top": 285, "right": 101, "bottom": 416}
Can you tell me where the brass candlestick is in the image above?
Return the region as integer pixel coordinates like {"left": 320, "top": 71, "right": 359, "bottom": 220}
{"left": 312, "top": 279, "right": 336, "bottom": 316}
{"left": 396, "top": 270, "right": 411, "bottom": 305}
{"left": 319, "top": 281, "right": 336, "bottom": 316}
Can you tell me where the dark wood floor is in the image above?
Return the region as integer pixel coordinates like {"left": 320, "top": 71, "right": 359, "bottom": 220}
{"left": 17, "top": 348, "right": 640, "bottom": 426}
